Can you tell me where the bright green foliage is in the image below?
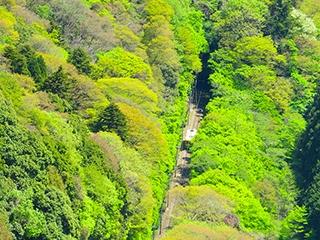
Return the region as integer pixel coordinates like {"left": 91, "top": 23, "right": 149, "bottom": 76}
{"left": 143, "top": 11, "right": 182, "bottom": 92}
{"left": 114, "top": 25, "right": 148, "bottom": 59}
{"left": 162, "top": 221, "right": 254, "bottom": 240}
{"left": 210, "top": 0, "right": 268, "bottom": 49}
{"left": 232, "top": 36, "right": 285, "bottom": 68}
{"left": 226, "top": 36, "right": 292, "bottom": 112}
{"left": 145, "top": 0, "right": 174, "bottom": 22}
{"left": 82, "top": 165, "right": 124, "bottom": 239}
{"left": 7, "top": 189, "right": 46, "bottom": 238}
{"left": 98, "top": 47, "right": 153, "bottom": 84}
{"left": 189, "top": 81, "right": 300, "bottom": 223}
{"left": 36, "top": 3, "right": 52, "bottom": 20}
{"left": 0, "top": 69, "right": 23, "bottom": 109}
{"left": 97, "top": 77, "right": 159, "bottom": 112}
{"left": 117, "top": 103, "right": 171, "bottom": 202}
{"left": 30, "top": 34, "right": 69, "bottom": 61}
{"left": 38, "top": 111, "right": 82, "bottom": 152}
{"left": 142, "top": 14, "right": 174, "bottom": 53}
{"left": 175, "top": 27, "right": 202, "bottom": 74}
{"left": 208, "top": 49, "right": 235, "bottom": 79}
{"left": 282, "top": 37, "right": 319, "bottom": 113}
{"left": 162, "top": 0, "right": 209, "bottom": 81}
{"left": 168, "top": 186, "right": 233, "bottom": 224}
{"left": 280, "top": 205, "right": 308, "bottom": 239}
{"left": 190, "top": 104, "right": 267, "bottom": 184}
{"left": 83, "top": 0, "right": 131, "bottom": 11}
{"left": 117, "top": 103, "right": 169, "bottom": 166}
{"left": 300, "top": 0, "right": 320, "bottom": 29}
{"left": 97, "top": 132, "right": 156, "bottom": 239}
{"left": 279, "top": 111, "right": 306, "bottom": 149}
{"left": 235, "top": 65, "right": 292, "bottom": 112}
{"left": 0, "top": 7, "right": 19, "bottom": 43}
{"left": 0, "top": 0, "right": 313, "bottom": 238}
{"left": 290, "top": 72, "right": 315, "bottom": 112}
{"left": 250, "top": 91, "right": 280, "bottom": 118}
{"left": 78, "top": 136, "right": 131, "bottom": 239}
{"left": 186, "top": 11, "right": 209, "bottom": 53}
{"left": 208, "top": 35, "right": 294, "bottom": 113}
{"left": 10, "top": 20, "right": 32, "bottom": 45}
{"left": 190, "top": 169, "right": 275, "bottom": 232}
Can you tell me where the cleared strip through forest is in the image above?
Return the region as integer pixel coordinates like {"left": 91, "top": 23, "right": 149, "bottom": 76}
{"left": 156, "top": 91, "right": 204, "bottom": 239}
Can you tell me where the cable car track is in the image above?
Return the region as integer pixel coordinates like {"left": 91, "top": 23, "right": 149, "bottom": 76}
{"left": 156, "top": 88, "right": 206, "bottom": 239}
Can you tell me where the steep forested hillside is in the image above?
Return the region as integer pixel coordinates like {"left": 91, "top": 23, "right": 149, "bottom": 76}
{"left": 182, "top": 0, "right": 320, "bottom": 239}
{"left": 0, "top": 0, "right": 198, "bottom": 239}
{"left": 0, "top": 0, "right": 319, "bottom": 239}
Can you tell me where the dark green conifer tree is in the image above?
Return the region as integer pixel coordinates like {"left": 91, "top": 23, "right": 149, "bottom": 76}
{"left": 37, "top": 55, "right": 47, "bottom": 79}
{"left": 18, "top": 44, "right": 36, "bottom": 61}
{"left": 27, "top": 57, "right": 42, "bottom": 83}
{"left": 67, "top": 47, "right": 92, "bottom": 76}
{"left": 291, "top": 91, "right": 320, "bottom": 238}
{"left": 41, "top": 66, "right": 72, "bottom": 100}
{"left": 264, "top": 0, "right": 296, "bottom": 41}
{"left": 3, "top": 46, "right": 30, "bottom": 75}
{"left": 292, "top": 92, "right": 320, "bottom": 190}
{"left": 27, "top": 55, "right": 48, "bottom": 89}
{"left": 94, "top": 103, "right": 129, "bottom": 141}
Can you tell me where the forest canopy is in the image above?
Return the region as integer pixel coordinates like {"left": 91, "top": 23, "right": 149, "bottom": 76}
{"left": 0, "top": 0, "right": 319, "bottom": 239}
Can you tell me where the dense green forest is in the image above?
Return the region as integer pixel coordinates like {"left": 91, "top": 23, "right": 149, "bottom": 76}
{"left": 0, "top": 0, "right": 320, "bottom": 239}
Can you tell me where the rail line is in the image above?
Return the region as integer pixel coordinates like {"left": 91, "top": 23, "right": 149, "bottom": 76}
{"left": 156, "top": 88, "right": 205, "bottom": 239}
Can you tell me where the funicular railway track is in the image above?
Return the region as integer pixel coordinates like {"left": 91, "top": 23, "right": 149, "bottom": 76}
{"left": 156, "top": 87, "right": 206, "bottom": 239}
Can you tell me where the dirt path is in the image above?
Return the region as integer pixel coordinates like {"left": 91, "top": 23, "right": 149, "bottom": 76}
{"left": 156, "top": 102, "right": 204, "bottom": 239}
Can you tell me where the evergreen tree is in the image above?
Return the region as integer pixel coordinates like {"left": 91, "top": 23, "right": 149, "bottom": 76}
{"left": 27, "top": 57, "right": 42, "bottom": 83}
{"left": 291, "top": 91, "right": 320, "bottom": 238}
{"left": 292, "top": 92, "right": 320, "bottom": 190}
{"left": 41, "top": 66, "right": 72, "bottom": 100}
{"left": 3, "top": 46, "right": 30, "bottom": 75}
{"left": 27, "top": 55, "right": 48, "bottom": 89}
{"left": 67, "top": 47, "right": 92, "bottom": 76}
{"left": 263, "top": 0, "right": 296, "bottom": 42}
{"left": 18, "top": 44, "right": 36, "bottom": 61}
{"left": 94, "top": 103, "right": 129, "bottom": 141}
{"left": 37, "top": 55, "right": 47, "bottom": 79}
